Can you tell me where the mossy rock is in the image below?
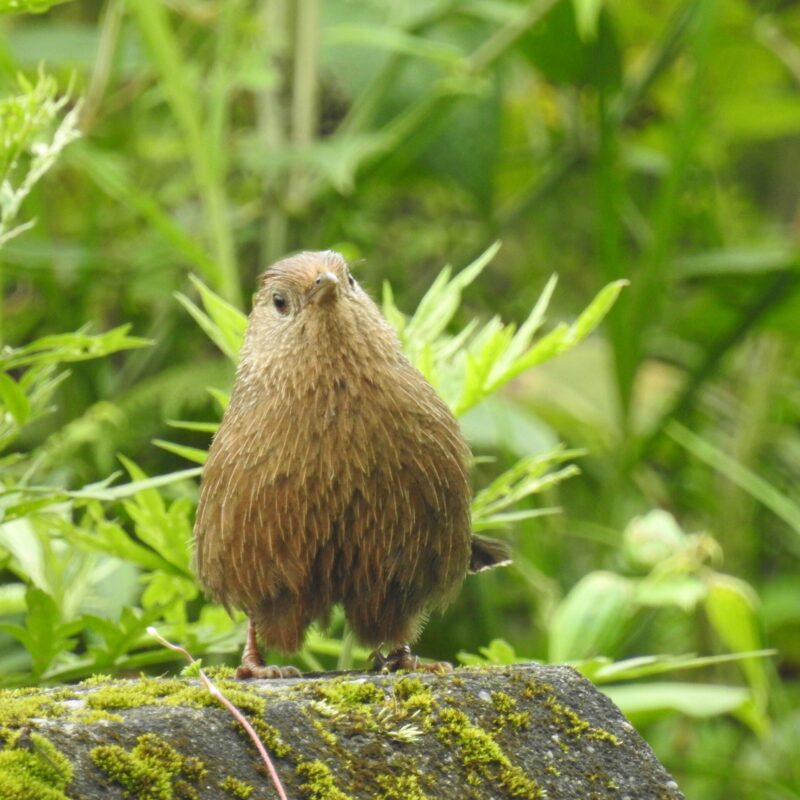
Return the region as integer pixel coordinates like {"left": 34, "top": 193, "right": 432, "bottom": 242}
{"left": 0, "top": 664, "right": 684, "bottom": 799}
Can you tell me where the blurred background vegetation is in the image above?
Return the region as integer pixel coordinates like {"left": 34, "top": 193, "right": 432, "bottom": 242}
{"left": 2, "top": 0, "right": 800, "bottom": 797}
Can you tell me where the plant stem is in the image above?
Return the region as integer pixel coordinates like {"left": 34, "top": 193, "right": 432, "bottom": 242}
{"left": 130, "top": 0, "right": 241, "bottom": 305}
{"left": 259, "top": 0, "right": 289, "bottom": 264}
{"left": 147, "top": 627, "right": 289, "bottom": 800}
{"left": 80, "top": 0, "right": 125, "bottom": 131}
{"left": 287, "top": 0, "right": 319, "bottom": 213}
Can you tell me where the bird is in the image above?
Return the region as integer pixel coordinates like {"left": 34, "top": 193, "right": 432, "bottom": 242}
{"left": 193, "top": 250, "right": 511, "bottom": 678}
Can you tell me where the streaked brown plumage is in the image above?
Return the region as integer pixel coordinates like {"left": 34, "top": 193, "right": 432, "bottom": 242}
{"left": 194, "top": 250, "right": 509, "bottom": 677}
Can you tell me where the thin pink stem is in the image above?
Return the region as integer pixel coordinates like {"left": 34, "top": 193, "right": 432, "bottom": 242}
{"left": 147, "top": 627, "right": 288, "bottom": 800}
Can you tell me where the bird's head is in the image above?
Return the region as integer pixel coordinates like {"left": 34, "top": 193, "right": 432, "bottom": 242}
{"left": 235, "top": 250, "right": 397, "bottom": 387}
{"left": 255, "top": 250, "right": 360, "bottom": 319}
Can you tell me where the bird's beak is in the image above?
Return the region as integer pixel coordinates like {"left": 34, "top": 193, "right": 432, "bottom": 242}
{"left": 306, "top": 271, "right": 340, "bottom": 305}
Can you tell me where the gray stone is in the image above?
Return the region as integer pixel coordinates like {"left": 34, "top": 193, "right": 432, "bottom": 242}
{"left": 0, "top": 663, "right": 685, "bottom": 799}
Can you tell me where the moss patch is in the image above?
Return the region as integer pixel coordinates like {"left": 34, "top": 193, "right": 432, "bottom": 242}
{"left": 375, "top": 772, "right": 431, "bottom": 800}
{"left": 0, "top": 731, "right": 73, "bottom": 800}
{"left": 436, "top": 707, "right": 544, "bottom": 799}
{"left": 219, "top": 775, "right": 254, "bottom": 798}
{"left": 296, "top": 759, "right": 352, "bottom": 800}
{"left": 91, "top": 732, "right": 207, "bottom": 800}
{"left": 0, "top": 685, "right": 123, "bottom": 737}
{"left": 523, "top": 679, "right": 622, "bottom": 747}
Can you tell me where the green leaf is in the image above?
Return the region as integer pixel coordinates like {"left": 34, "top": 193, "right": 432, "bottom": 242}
{"left": 403, "top": 242, "right": 501, "bottom": 351}
{"left": 327, "top": 24, "right": 464, "bottom": 65}
{"left": 623, "top": 509, "right": 690, "bottom": 570}
{"left": 166, "top": 419, "right": 219, "bottom": 434}
{"left": 65, "top": 467, "right": 202, "bottom": 502}
{"left": 668, "top": 421, "right": 800, "bottom": 538}
{"left": 176, "top": 276, "right": 247, "bottom": 362}
{"left": 549, "top": 571, "right": 634, "bottom": 662}
{"left": 71, "top": 144, "right": 220, "bottom": 279}
{"left": 61, "top": 505, "right": 177, "bottom": 574}
{"left": 471, "top": 446, "right": 581, "bottom": 527}
{"left": 705, "top": 573, "right": 767, "bottom": 701}
{"left": 478, "top": 279, "right": 627, "bottom": 405}
{"left": 634, "top": 574, "right": 707, "bottom": 612}
{"left": 457, "top": 638, "right": 521, "bottom": 666}
{"left": 0, "top": 373, "right": 31, "bottom": 425}
{"left": 472, "top": 507, "right": 561, "bottom": 532}
{"left": 0, "top": 586, "right": 77, "bottom": 678}
{"left": 602, "top": 682, "right": 751, "bottom": 720}
{"left": 572, "top": 0, "right": 603, "bottom": 40}
{"left": 188, "top": 274, "right": 247, "bottom": 354}
{"left": 0, "top": 326, "right": 151, "bottom": 371}
{"left": 118, "top": 457, "right": 193, "bottom": 575}
{"left": 153, "top": 439, "right": 208, "bottom": 465}
{"left": 672, "top": 246, "right": 799, "bottom": 278}
{"left": 578, "top": 650, "right": 776, "bottom": 684}
{"left": 0, "top": 0, "right": 74, "bottom": 13}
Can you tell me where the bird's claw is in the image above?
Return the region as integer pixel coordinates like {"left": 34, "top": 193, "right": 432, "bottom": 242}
{"left": 235, "top": 663, "right": 302, "bottom": 680}
{"left": 373, "top": 643, "right": 452, "bottom": 674}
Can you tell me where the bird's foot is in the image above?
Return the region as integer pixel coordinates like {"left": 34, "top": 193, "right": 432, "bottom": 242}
{"left": 372, "top": 644, "right": 452, "bottom": 674}
{"left": 235, "top": 618, "right": 301, "bottom": 679}
{"left": 235, "top": 661, "right": 302, "bottom": 680}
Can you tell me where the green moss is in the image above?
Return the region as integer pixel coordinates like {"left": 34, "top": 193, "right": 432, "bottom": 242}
{"left": 311, "top": 717, "right": 339, "bottom": 748}
{"left": 491, "top": 691, "right": 531, "bottom": 731}
{"left": 542, "top": 695, "right": 621, "bottom": 747}
{"left": 375, "top": 772, "right": 431, "bottom": 800}
{"left": 296, "top": 759, "right": 352, "bottom": 800}
{"left": 436, "top": 707, "right": 543, "bottom": 799}
{"left": 0, "top": 732, "right": 73, "bottom": 800}
{"left": 522, "top": 680, "right": 621, "bottom": 747}
{"left": 80, "top": 673, "right": 114, "bottom": 687}
{"left": 82, "top": 675, "right": 266, "bottom": 719}
{"left": 90, "top": 733, "right": 207, "bottom": 800}
{"left": 219, "top": 775, "right": 254, "bottom": 798}
{"left": 394, "top": 677, "right": 435, "bottom": 716}
{"left": 313, "top": 678, "right": 384, "bottom": 709}
{"left": 248, "top": 718, "right": 292, "bottom": 758}
{"left": 0, "top": 688, "right": 76, "bottom": 729}
{"left": 393, "top": 677, "right": 426, "bottom": 700}
{"left": 86, "top": 678, "right": 202, "bottom": 711}
{"left": 205, "top": 665, "right": 238, "bottom": 680}
{"left": 491, "top": 691, "right": 516, "bottom": 714}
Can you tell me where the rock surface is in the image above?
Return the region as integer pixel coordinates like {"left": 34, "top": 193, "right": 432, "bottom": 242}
{"left": 0, "top": 663, "right": 684, "bottom": 799}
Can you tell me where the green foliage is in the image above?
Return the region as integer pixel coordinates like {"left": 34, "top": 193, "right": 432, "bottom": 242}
{"left": 383, "top": 243, "right": 628, "bottom": 415}
{"left": 0, "top": 0, "right": 73, "bottom": 13}
{"left": 0, "top": 71, "right": 80, "bottom": 245}
{"left": 461, "top": 510, "right": 773, "bottom": 733}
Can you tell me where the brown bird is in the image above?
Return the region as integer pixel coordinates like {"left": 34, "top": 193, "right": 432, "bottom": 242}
{"left": 194, "top": 250, "right": 510, "bottom": 678}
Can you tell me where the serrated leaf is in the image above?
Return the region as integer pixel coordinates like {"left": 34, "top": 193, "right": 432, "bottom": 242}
{"left": 404, "top": 242, "right": 501, "bottom": 349}
{"left": 0, "top": 326, "right": 151, "bottom": 371}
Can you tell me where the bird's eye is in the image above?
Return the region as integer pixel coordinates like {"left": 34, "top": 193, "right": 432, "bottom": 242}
{"left": 346, "top": 270, "right": 356, "bottom": 289}
{"left": 273, "top": 293, "right": 288, "bottom": 314}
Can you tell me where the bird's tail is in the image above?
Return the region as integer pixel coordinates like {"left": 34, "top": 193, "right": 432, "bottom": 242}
{"left": 469, "top": 535, "right": 512, "bottom": 573}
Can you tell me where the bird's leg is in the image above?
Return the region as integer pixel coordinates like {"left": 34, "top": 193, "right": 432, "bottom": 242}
{"left": 373, "top": 643, "right": 452, "bottom": 674}
{"left": 235, "top": 619, "right": 302, "bottom": 679}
